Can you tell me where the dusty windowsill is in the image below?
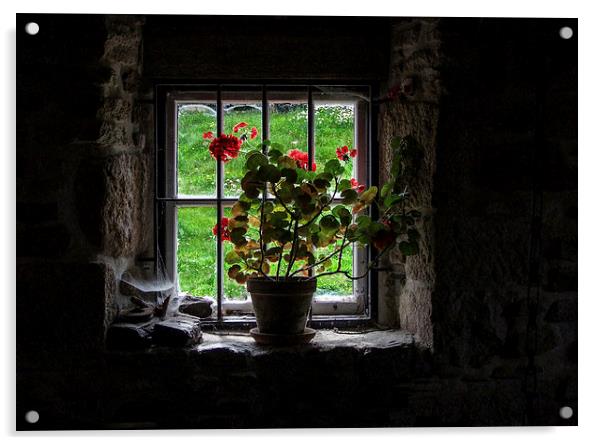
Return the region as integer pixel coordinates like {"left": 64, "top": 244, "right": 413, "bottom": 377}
{"left": 190, "top": 329, "right": 416, "bottom": 356}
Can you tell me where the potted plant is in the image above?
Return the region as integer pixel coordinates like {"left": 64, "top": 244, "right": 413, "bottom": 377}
{"left": 203, "top": 122, "right": 422, "bottom": 342}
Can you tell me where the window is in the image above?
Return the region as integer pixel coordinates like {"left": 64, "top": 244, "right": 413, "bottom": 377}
{"left": 156, "top": 84, "right": 376, "bottom": 325}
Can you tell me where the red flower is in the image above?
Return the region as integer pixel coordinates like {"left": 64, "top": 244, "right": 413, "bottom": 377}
{"left": 372, "top": 229, "right": 395, "bottom": 251}
{"left": 288, "top": 149, "right": 316, "bottom": 172}
{"left": 212, "top": 217, "right": 231, "bottom": 242}
{"left": 203, "top": 131, "right": 214, "bottom": 140}
{"left": 209, "top": 134, "right": 242, "bottom": 162}
{"left": 350, "top": 178, "right": 365, "bottom": 193}
{"left": 233, "top": 122, "right": 248, "bottom": 133}
{"left": 336, "top": 146, "right": 357, "bottom": 161}
{"left": 250, "top": 127, "right": 258, "bottom": 140}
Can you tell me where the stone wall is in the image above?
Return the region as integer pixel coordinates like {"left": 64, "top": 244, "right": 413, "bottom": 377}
{"left": 379, "top": 17, "right": 577, "bottom": 425}
{"left": 17, "top": 14, "right": 149, "bottom": 351}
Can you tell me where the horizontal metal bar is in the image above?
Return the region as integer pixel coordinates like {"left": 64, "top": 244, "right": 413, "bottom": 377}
{"left": 153, "top": 80, "right": 375, "bottom": 88}
{"left": 156, "top": 197, "right": 238, "bottom": 204}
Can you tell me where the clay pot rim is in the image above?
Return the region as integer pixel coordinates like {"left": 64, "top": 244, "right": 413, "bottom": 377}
{"left": 246, "top": 276, "right": 317, "bottom": 292}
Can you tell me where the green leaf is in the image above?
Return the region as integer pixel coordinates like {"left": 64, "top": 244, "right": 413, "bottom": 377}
{"left": 332, "top": 205, "right": 352, "bottom": 226}
{"left": 246, "top": 152, "right": 268, "bottom": 171}
{"left": 399, "top": 240, "right": 419, "bottom": 256}
{"left": 341, "top": 188, "right": 358, "bottom": 205}
{"left": 281, "top": 168, "right": 297, "bottom": 183}
{"left": 230, "top": 228, "right": 247, "bottom": 245}
{"left": 390, "top": 136, "right": 402, "bottom": 150}
{"left": 324, "top": 159, "right": 344, "bottom": 176}
{"left": 359, "top": 186, "right": 378, "bottom": 205}
{"left": 277, "top": 156, "right": 297, "bottom": 170}
{"left": 268, "top": 149, "right": 283, "bottom": 161}
{"left": 356, "top": 215, "right": 372, "bottom": 228}
{"left": 313, "top": 178, "right": 330, "bottom": 190}
{"left": 380, "top": 180, "right": 394, "bottom": 198}
{"left": 339, "top": 179, "right": 352, "bottom": 191}
{"left": 258, "top": 164, "right": 282, "bottom": 183}
{"left": 227, "top": 264, "right": 242, "bottom": 279}
{"left": 384, "top": 194, "right": 403, "bottom": 208}
{"left": 319, "top": 214, "right": 340, "bottom": 234}
{"left": 225, "top": 250, "right": 241, "bottom": 264}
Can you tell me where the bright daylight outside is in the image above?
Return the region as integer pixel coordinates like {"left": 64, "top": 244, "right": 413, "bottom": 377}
{"left": 176, "top": 98, "right": 359, "bottom": 304}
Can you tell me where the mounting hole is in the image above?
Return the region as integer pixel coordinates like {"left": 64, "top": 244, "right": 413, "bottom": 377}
{"left": 559, "top": 27, "right": 573, "bottom": 40}
{"left": 24, "top": 22, "right": 39, "bottom": 35}
{"left": 25, "top": 410, "right": 39, "bottom": 424}
{"left": 559, "top": 406, "right": 573, "bottom": 419}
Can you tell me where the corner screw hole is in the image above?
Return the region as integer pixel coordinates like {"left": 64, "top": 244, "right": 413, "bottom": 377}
{"left": 559, "top": 406, "right": 573, "bottom": 419}
{"left": 25, "top": 22, "right": 39, "bottom": 35}
{"left": 25, "top": 410, "right": 39, "bottom": 424}
{"left": 559, "top": 27, "right": 573, "bottom": 39}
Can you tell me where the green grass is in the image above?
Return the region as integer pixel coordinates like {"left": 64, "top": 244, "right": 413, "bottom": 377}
{"left": 176, "top": 104, "right": 356, "bottom": 300}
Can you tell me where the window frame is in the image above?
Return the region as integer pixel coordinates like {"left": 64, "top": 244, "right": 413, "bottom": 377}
{"left": 155, "top": 82, "right": 379, "bottom": 328}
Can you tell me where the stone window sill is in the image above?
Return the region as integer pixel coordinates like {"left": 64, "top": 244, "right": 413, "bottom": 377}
{"left": 192, "top": 329, "right": 416, "bottom": 356}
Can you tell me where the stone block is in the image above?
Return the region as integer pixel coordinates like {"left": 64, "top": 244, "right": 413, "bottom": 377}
{"left": 152, "top": 315, "right": 203, "bottom": 346}
{"left": 178, "top": 295, "right": 214, "bottom": 319}
{"left": 106, "top": 322, "right": 153, "bottom": 349}
{"left": 75, "top": 153, "right": 146, "bottom": 257}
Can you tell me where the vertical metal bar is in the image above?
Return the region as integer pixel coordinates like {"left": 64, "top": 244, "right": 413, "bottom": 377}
{"left": 368, "top": 84, "right": 379, "bottom": 319}
{"left": 307, "top": 86, "right": 315, "bottom": 323}
{"left": 262, "top": 85, "right": 269, "bottom": 149}
{"left": 307, "top": 86, "right": 315, "bottom": 168}
{"left": 153, "top": 85, "right": 160, "bottom": 280}
{"left": 216, "top": 85, "right": 224, "bottom": 321}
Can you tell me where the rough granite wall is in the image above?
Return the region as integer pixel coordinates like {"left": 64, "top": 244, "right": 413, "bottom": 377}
{"left": 378, "top": 17, "right": 577, "bottom": 424}
{"left": 17, "top": 14, "right": 149, "bottom": 350}
{"left": 378, "top": 18, "right": 440, "bottom": 345}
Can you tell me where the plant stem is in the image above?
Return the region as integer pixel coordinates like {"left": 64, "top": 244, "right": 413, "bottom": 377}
{"left": 285, "top": 219, "right": 299, "bottom": 278}
{"left": 289, "top": 237, "right": 352, "bottom": 277}
{"left": 309, "top": 243, "right": 393, "bottom": 281}
{"left": 276, "top": 218, "right": 293, "bottom": 280}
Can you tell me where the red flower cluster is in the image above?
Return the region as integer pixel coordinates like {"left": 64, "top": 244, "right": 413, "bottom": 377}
{"left": 350, "top": 178, "right": 365, "bottom": 193}
{"left": 288, "top": 149, "right": 317, "bottom": 172}
{"left": 336, "top": 146, "right": 357, "bottom": 161}
{"left": 212, "top": 217, "right": 231, "bottom": 242}
{"left": 203, "top": 131, "right": 214, "bottom": 139}
{"left": 233, "top": 122, "right": 248, "bottom": 133}
{"left": 209, "top": 134, "right": 242, "bottom": 162}
{"left": 250, "top": 127, "right": 258, "bottom": 139}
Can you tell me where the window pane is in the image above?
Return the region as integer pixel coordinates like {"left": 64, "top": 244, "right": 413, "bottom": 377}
{"left": 223, "top": 93, "right": 263, "bottom": 197}
{"left": 269, "top": 98, "right": 308, "bottom": 154}
{"left": 177, "top": 103, "right": 217, "bottom": 197}
{"left": 314, "top": 103, "right": 355, "bottom": 182}
{"left": 177, "top": 206, "right": 217, "bottom": 300}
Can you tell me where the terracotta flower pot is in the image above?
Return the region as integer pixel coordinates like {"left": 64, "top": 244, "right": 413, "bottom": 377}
{"left": 246, "top": 277, "right": 316, "bottom": 335}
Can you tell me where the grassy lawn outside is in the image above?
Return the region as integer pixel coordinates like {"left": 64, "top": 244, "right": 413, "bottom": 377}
{"left": 176, "top": 104, "right": 357, "bottom": 299}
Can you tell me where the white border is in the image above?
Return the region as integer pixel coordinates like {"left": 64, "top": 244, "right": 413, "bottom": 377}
{"left": 3, "top": 1, "right": 598, "bottom": 444}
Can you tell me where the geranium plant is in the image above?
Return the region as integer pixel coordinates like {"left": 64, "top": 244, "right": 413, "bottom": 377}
{"left": 202, "top": 122, "right": 422, "bottom": 284}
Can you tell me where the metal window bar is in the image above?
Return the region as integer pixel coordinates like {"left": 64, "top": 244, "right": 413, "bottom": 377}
{"left": 216, "top": 85, "right": 224, "bottom": 321}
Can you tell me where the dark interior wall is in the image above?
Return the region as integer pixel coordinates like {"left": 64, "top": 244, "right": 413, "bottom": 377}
{"left": 142, "top": 15, "right": 392, "bottom": 81}
{"left": 432, "top": 18, "right": 577, "bottom": 423}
